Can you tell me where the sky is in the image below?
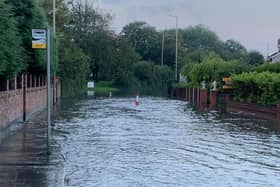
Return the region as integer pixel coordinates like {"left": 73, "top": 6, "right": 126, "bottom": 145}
{"left": 95, "top": 0, "right": 280, "bottom": 55}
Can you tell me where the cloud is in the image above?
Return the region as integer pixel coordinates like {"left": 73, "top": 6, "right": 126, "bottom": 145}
{"left": 96, "top": 0, "right": 280, "bottom": 54}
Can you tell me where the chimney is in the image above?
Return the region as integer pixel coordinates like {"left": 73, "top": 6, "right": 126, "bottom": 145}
{"left": 278, "top": 39, "right": 280, "bottom": 52}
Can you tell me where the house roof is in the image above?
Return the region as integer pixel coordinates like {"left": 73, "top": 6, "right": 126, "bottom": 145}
{"left": 268, "top": 51, "right": 280, "bottom": 59}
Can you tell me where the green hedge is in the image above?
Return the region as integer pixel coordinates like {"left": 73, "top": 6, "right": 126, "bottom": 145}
{"left": 231, "top": 72, "right": 280, "bottom": 105}
{"left": 254, "top": 63, "right": 280, "bottom": 73}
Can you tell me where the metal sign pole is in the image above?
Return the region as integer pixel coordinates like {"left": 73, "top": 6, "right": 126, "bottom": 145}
{"left": 32, "top": 28, "right": 50, "bottom": 154}
{"left": 47, "top": 28, "right": 51, "bottom": 154}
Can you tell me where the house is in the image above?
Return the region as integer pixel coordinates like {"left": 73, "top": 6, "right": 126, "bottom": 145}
{"left": 267, "top": 39, "right": 280, "bottom": 63}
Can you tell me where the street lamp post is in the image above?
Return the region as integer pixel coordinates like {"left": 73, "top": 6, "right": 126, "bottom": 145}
{"left": 161, "top": 31, "right": 165, "bottom": 66}
{"left": 169, "top": 15, "right": 178, "bottom": 81}
{"left": 52, "top": 0, "right": 57, "bottom": 104}
{"left": 53, "top": 0, "right": 56, "bottom": 33}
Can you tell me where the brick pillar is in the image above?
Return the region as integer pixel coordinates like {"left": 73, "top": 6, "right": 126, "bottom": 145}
{"left": 21, "top": 74, "right": 24, "bottom": 90}
{"left": 197, "top": 88, "right": 200, "bottom": 105}
{"left": 190, "top": 88, "right": 193, "bottom": 103}
{"left": 23, "top": 74, "right": 27, "bottom": 121}
{"left": 29, "top": 74, "right": 32, "bottom": 88}
{"left": 210, "top": 90, "right": 218, "bottom": 110}
{"left": 38, "top": 75, "right": 41, "bottom": 87}
{"left": 194, "top": 88, "right": 198, "bottom": 105}
{"left": 6, "top": 80, "right": 9, "bottom": 91}
{"left": 199, "top": 89, "right": 208, "bottom": 110}
{"left": 14, "top": 76, "right": 17, "bottom": 90}
{"left": 192, "top": 88, "right": 195, "bottom": 105}
{"left": 277, "top": 101, "right": 280, "bottom": 120}
{"left": 53, "top": 76, "right": 56, "bottom": 104}
{"left": 188, "top": 88, "right": 191, "bottom": 102}
{"left": 34, "top": 75, "right": 37, "bottom": 88}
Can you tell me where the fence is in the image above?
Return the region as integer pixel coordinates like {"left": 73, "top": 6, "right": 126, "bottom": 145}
{"left": 0, "top": 74, "right": 61, "bottom": 130}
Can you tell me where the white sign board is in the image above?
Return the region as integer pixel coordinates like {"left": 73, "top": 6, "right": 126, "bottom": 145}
{"left": 32, "top": 29, "right": 47, "bottom": 49}
{"left": 88, "top": 81, "right": 95, "bottom": 88}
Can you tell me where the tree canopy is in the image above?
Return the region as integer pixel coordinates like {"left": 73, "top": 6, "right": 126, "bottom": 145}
{"left": 0, "top": 0, "right": 266, "bottom": 96}
{"left": 0, "top": 0, "right": 24, "bottom": 78}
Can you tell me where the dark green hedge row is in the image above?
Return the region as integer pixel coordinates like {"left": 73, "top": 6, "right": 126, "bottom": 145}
{"left": 231, "top": 71, "right": 280, "bottom": 106}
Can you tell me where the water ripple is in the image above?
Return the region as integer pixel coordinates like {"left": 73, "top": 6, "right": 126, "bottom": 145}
{"left": 54, "top": 97, "right": 280, "bottom": 187}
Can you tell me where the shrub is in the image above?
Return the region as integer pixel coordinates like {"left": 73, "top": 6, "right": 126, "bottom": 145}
{"left": 185, "top": 53, "right": 251, "bottom": 87}
{"left": 231, "top": 72, "right": 280, "bottom": 105}
{"left": 254, "top": 63, "right": 280, "bottom": 73}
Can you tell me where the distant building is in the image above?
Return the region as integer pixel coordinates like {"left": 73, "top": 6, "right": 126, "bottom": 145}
{"left": 267, "top": 39, "right": 280, "bottom": 63}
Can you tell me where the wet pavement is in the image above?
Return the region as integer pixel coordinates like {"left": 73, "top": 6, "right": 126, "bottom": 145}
{"left": 0, "top": 113, "right": 64, "bottom": 187}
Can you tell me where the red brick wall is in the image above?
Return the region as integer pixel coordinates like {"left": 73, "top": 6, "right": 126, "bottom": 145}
{"left": 227, "top": 100, "right": 278, "bottom": 120}
{"left": 0, "top": 75, "right": 61, "bottom": 130}
{"left": 0, "top": 90, "right": 23, "bottom": 129}
{"left": 26, "top": 87, "right": 47, "bottom": 114}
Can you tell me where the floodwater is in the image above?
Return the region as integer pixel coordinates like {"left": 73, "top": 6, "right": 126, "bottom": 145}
{"left": 54, "top": 97, "right": 280, "bottom": 187}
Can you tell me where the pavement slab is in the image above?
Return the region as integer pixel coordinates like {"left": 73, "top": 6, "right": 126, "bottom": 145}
{"left": 0, "top": 113, "right": 65, "bottom": 187}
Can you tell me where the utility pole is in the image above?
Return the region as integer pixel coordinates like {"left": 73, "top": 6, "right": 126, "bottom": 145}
{"left": 53, "top": 0, "right": 56, "bottom": 33}
{"left": 47, "top": 28, "right": 51, "bottom": 155}
{"left": 175, "top": 16, "right": 178, "bottom": 81}
{"left": 53, "top": 0, "right": 57, "bottom": 104}
{"left": 169, "top": 15, "right": 178, "bottom": 80}
{"left": 161, "top": 31, "right": 165, "bottom": 66}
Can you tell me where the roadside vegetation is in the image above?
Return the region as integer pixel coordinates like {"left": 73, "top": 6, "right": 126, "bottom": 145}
{"left": 92, "top": 81, "right": 120, "bottom": 95}
{"left": 1, "top": 0, "right": 278, "bottom": 103}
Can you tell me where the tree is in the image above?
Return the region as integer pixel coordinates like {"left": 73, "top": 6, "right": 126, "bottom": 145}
{"left": 181, "top": 25, "right": 221, "bottom": 52}
{"left": 219, "top": 39, "right": 248, "bottom": 61}
{"left": 248, "top": 51, "right": 264, "bottom": 65}
{"left": 112, "top": 38, "right": 140, "bottom": 86}
{"left": 65, "top": 0, "right": 112, "bottom": 80}
{"left": 8, "top": 0, "right": 47, "bottom": 73}
{"left": 0, "top": 0, "right": 24, "bottom": 78}
{"left": 58, "top": 36, "right": 90, "bottom": 97}
{"left": 187, "top": 53, "right": 251, "bottom": 86}
{"left": 43, "top": 0, "right": 69, "bottom": 32}
{"left": 122, "top": 21, "right": 161, "bottom": 63}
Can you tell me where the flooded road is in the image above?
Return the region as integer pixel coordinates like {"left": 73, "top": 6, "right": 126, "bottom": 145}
{"left": 54, "top": 97, "right": 280, "bottom": 186}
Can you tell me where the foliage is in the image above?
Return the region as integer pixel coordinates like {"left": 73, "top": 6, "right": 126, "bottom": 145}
{"left": 65, "top": 0, "right": 113, "bottom": 81}
{"left": 133, "top": 61, "right": 173, "bottom": 91}
{"left": 8, "top": 0, "right": 48, "bottom": 73}
{"left": 122, "top": 22, "right": 161, "bottom": 63}
{"left": 185, "top": 53, "right": 251, "bottom": 87}
{"left": 0, "top": 0, "right": 24, "bottom": 78}
{"left": 254, "top": 62, "right": 280, "bottom": 73}
{"left": 112, "top": 38, "right": 141, "bottom": 86}
{"left": 93, "top": 81, "right": 120, "bottom": 95}
{"left": 231, "top": 72, "right": 280, "bottom": 106}
{"left": 43, "top": 0, "right": 69, "bottom": 32}
{"left": 247, "top": 51, "right": 264, "bottom": 65}
{"left": 181, "top": 25, "right": 221, "bottom": 52}
{"left": 58, "top": 36, "right": 90, "bottom": 97}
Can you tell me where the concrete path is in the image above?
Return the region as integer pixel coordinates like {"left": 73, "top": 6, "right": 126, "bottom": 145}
{"left": 0, "top": 113, "right": 65, "bottom": 187}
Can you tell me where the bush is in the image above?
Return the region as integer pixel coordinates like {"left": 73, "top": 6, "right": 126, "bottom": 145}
{"left": 231, "top": 72, "right": 280, "bottom": 105}
{"left": 133, "top": 61, "right": 173, "bottom": 92}
{"left": 0, "top": 1, "right": 24, "bottom": 78}
{"left": 186, "top": 53, "right": 251, "bottom": 87}
{"left": 254, "top": 63, "right": 280, "bottom": 73}
{"left": 59, "top": 37, "right": 90, "bottom": 97}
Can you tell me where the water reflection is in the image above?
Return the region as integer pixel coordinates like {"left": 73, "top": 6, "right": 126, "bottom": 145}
{"left": 54, "top": 97, "right": 280, "bottom": 187}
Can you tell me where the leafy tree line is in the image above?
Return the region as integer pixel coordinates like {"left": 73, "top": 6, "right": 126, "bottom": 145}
{"left": 0, "top": 0, "right": 265, "bottom": 97}
{"left": 0, "top": 0, "right": 47, "bottom": 79}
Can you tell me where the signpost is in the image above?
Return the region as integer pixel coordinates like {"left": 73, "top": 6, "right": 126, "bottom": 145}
{"left": 32, "top": 29, "right": 47, "bottom": 49}
{"left": 32, "top": 28, "right": 51, "bottom": 154}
